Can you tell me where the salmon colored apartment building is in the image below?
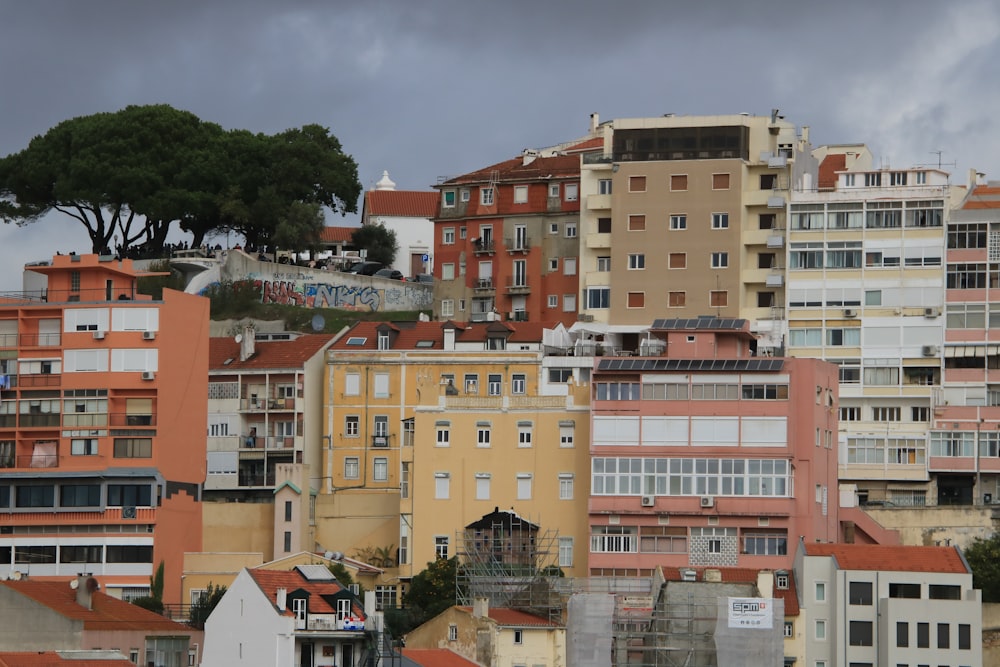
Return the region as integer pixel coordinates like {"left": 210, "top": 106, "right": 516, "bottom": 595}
{"left": 0, "top": 254, "right": 209, "bottom": 605}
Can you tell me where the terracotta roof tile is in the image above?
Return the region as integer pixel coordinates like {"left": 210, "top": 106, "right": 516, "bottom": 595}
{"left": 209, "top": 334, "right": 335, "bottom": 371}
{"left": 564, "top": 137, "right": 604, "bottom": 153}
{"left": 320, "top": 226, "right": 358, "bottom": 243}
{"left": 442, "top": 155, "right": 580, "bottom": 186}
{"left": 364, "top": 190, "right": 439, "bottom": 218}
{"left": 401, "top": 648, "right": 481, "bottom": 667}
{"left": 817, "top": 154, "right": 846, "bottom": 190}
{"left": 1, "top": 580, "right": 193, "bottom": 633}
{"left": 248, "top": 569, "right": 364, "bottom": 618}
{"left": 803, "top": 543, "right": 968, "bottom": 574}
{"left": 457, "top": 606, "right": 561, "bottom": 627}
{"left": 0, "top": 654, "right": 128, "bottom": 666}
{"left": 962, "top": 184, "right": 1000, "bottom": 209}
{"left": 330, "top": 320, "right": 552, "bottom": 351}
{"left": 660, "top": 567, "right": 799, "bottom": 616}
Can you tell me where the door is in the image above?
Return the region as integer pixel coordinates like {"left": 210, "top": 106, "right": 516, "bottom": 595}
{"left": 299, "top": 642, "right": 314, "bottom": 667}
{"left": 410, "top": 253, "right": 423, "bottom": 277}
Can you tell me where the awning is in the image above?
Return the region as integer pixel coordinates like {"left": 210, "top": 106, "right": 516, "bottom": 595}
{"left": 943, "top": 345, "right": 996, "bottom": 357}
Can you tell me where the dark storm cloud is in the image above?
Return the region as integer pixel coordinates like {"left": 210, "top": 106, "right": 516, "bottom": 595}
{"left": 0, "top": 0, "right": 998, "bottom": 288}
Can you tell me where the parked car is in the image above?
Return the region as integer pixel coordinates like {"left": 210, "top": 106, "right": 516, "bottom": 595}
{"left": 412, "top": 273, "right": 434, "bottom": 284}
{"left": 375, "top": 268, "right": 405, "bottom": 281}
{"left": 343, "top": 261, "right": 383, "bottom": 276}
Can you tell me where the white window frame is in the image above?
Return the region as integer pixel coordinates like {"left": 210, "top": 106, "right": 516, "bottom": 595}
{"left": 563, "top": 294, "right": 576, "bottom": 311}
{"left": 549, "top": 183, "right": 560, "bottom": 198}
{"left": 344, "top": 457, "right": 359, "bottom": 479}
{"left": 517, "top": 473, "right": 533, "bottom": 500}
{"left": 518, "top": 424, "right": 533, "bottom": 448}
{"left": 480, "top": 187, "right": 494, "bottom": 206}
{"left": 559, "top": 473, "right": 574, "bottom": 499}
{"left": 475, "top": 473, "right": 491, "bottom": 500}
{"left": 558, "top": 536, "right": 574, "bottom": 567}
{"left": 711, "top": 252, "right": 729, "bottom": 268}
{"left": 565, "top": 223, "right": 577, "bottom": 238}
{"left": 670, "top": 214, "right": 687, "bottom": 230}
{"left": 345, "top": 373, "right": 360, "bottom": 396}
{"left": 628, "top": 254, "right": 645, "bottom": 270}
{"left": 373, "top": 457, "right": 388, "bottom": 482}
{"left": 434, "top": 473, "right": 450, "bottom": 500}
{"left": 712, "top": 212, "right": 729, "bottom": 229}
{"left": 564, "top": 183, "right": 579, "bottom": 201}
{"left": 440, "top": 299, "right": 455, "bottom": 318}
{"left": 513, "top": 185, "right": 528, "bottom": 204}
{"left": 547, "top": 295, "right": 558, "bottom": 308}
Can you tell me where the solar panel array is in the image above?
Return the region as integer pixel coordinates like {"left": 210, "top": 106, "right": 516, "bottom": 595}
{"left": 650, "top": 317, "right": 747, "bottom": 330}
{"left": 597, "top": 358, "right": 784, "bottom": 373}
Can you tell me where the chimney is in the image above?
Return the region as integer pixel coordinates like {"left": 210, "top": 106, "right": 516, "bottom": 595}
{"left": 443, "top": 326, "right": 456, "bottom": 351}
{"left": 704, "top": 569, "right": 722, "bottom": 583}
{"left": 239, "top": 324, "right": 256, "bottom": 362}
{"left": 589, "top": 113, "right": 600, "bottom": 134}
{"left": 472, "top": 597, "right": 489, "bottom": 619}
{"left": 276, "top": 587, "right": 287, "bottom": 611}
{"left": 75, "top": 575, "right": 98, "bottom": 610}
{"left": 757, "top": 571, "right": 774, "bottom": 599}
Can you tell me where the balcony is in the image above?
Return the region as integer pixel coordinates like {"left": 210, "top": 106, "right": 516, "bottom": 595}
{"left": 17, "top": 453, "right": 58, "bottom": 468}
{"left": 506, "top": 281, "right": 531, "bottom": 295}
{"left": 474, "top": 278, "right": 495, "bottom": 293}
{"left": 508, "top": 311, "right": 529, "bottom": 322}
{"left": 767, "top": 195, "right": 786, "bottom": 209}
{"left": 587, "top": 194, "right": 611, "bottom": 210}
{"left": 504, "top": 237, "right": 531, "bottom": 254}
{"left": 371, "top": 434, "right": 390, "bottom": 448}
{"left": 16, "top": 374, "right": 60, "bottom": 388}
{"left": 19, "top": 414, "right": 61, "bottom": 428}
{"left": 765, "top": 274, "right": 784, "bottom": 287}
{"left": 472, "top": 239, "right": 496, "bottom": 255}
{"left": 238, "top": 472, "right": 276, "bottom": 488}
{"left": 585, "top": 232, "right": 612, "bottom": 250}
{"left": 241, "top": 434, "right": 296, "bottom": 450}
{"left": 241, "top": 397, "right": 296, "bottom": 411}
{"left": 109, "top": 413, "right": 156, "bottom": 427}
{"left": 766, "top": 234, "right": 785, "bottom": 248}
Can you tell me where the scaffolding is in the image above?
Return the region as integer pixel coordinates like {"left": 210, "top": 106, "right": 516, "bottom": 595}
{"left": 455, "top": 508, "right": 563, "bottom": 622}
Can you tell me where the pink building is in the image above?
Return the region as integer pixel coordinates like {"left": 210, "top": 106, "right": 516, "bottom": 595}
{"left": 588, "top": 317, "right": 844, "bottom": 575}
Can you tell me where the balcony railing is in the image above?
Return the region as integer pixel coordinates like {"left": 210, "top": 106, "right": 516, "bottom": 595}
{"left": 16, "top": 374, "right": 60, "bottom": 388}
{"left": 506, "top": 281, "right": 531, "bottom": 294}
{"left": 371, "top": 435, "right": 390, "bottom": 448}
{"left": 504, "top": 237, "right": 531, "bottom": 253}
{"left": 472, "top": 239, "right": 496, "bottom": 255}
{"left": 109, "top": 413, "right": 156, "bottom": 427}
{"left": 241, "top": 434, "right": 296, "bottom": 450}
{"left": 238, "top": 473, "right": 276, "bottom": 487}
{"left": 19, "top": 414, "right": 61, "bottom": 428}
{"left": 17, "top": 453, "right": 58, "bottom": 468}
{"left": 0, "top": 286, "right": 142, "bottom": 305}
{"left": 241, "top": 397, "right": 296, "bottom": 411}
{"left": 474, "top": 279, "right": 495, "bottom": 292}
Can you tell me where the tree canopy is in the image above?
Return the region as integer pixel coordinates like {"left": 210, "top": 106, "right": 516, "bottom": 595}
{"left": 384, "top": 556, "right": 457, "bottom": 638}
{"left": 963, "top": 533, "right": 1000, "bottom": 602}
{"left": 0, "top": 105, "right": 361, "bottom": 256}
{"left": 351, "top": 223, "right": 398, "bottom": 266}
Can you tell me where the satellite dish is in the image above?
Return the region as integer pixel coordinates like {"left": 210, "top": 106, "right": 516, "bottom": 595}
{"left": 70, "top": 579, "right": 79, "bottom": 589}
{"left": 234, "top": 333, "right": 243, "bottom": 344}
{"left": 332, "top": 551, "right": 344, "bottom": 561}
{"left": 11, "top": 571, "right": 22, "bottom": 581}
{"left": 311, "top": 314, "right": 326, "bottom": 332}
{"left": 324, "top": 551, "right": 334, "bottom": 560}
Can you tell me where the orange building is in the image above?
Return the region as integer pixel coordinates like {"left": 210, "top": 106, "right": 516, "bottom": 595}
{"left": 0, "top": 254, "right": 209, "bottom": 605}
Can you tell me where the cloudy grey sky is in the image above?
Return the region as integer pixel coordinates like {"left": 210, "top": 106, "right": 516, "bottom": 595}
{"left": 1, "top": 0, "right": 998, "bottom": 290}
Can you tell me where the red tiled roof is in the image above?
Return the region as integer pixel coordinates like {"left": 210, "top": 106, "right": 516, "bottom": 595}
{"left": 0, "top": 654, "right": 128, "bottom": 666}
{"left": 442, "top": 154, "right": 580, "bottom": 186}
{"left": 0, "top": 580, "right": 192, "bottom": 633}
{"left": 803, "top": 543, "right": 968, "bottom": 574}
{"left": 962, "top": 184, "right": 1000, "bottom": 209}
{"left": 329, "top": 320, "right": 554, "bottom": 350}
{"left": 364, "top": 190, "right": 439, "bottom": 218}
{"left": 457, "top": 606, "right": 561, "bottom": 627}
{"left": 564, "top": 137, "right": 604, "bottom": 153}
{"left": 320, "top": 226, "right": 358, "bottom": 243}
{"left": 660, "top": 567, "right": 799, "bottom": 616}
{"left": 209, "top": 334, "right": 335, "bottom": 370}
{"left": 401, "top": 648, "right": 480, "bottom": 667}
{"left": 817, "top": 154, "right": 846, "bottom": 190}
{"left": 248, "top": 569, "right": 364, "bottom": 618}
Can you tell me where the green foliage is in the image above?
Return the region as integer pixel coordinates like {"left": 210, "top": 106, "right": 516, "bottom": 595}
{"left": 351, "top": 223, "right": 398, "bottom": 267}
{"left": 136, "top": 259, "right": 186, "bottom": 300}
{"left": 0, "top": 105, "right": 361, "bottom": 256}
{"left": 963, "top": 534, "right": 1000, "bottom": 602}
{"left": 389, "top": 556, "right": 458, "bottom": 636}
{"left": 327, "top": 562, "right": 367, "bottom": 597}
{"left": 203, "top": 280, "right": 263, "bottom": 319}
{"left": 188, "top": 582, "right": 227, "bottom": 629}
{"left": 352, "top": 544, "right": 396, "bottom": 569}
{"left": 150, "top": 561, "right": 165, "bottom": 602}
{"left": 131, "top": 596, "right": 164, "bottom": 615}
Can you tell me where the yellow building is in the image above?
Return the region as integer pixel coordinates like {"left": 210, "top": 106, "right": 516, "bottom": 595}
{"left": 321, "top": 320, "right": 592, "bottom": 598}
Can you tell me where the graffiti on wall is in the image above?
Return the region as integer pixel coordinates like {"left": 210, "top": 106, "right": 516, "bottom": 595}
{"left": 253, "top": 278, "right": 433, "bottom": 311}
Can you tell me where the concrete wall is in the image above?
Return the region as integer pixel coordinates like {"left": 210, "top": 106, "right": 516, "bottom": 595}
{"left": 0, "top": 586, "right": 81, "bottom": 650}
{"left": 863, "top": 505, "right": 999, "bottom": 549}
{"left": 203, "top": 502, "right": 274, "bottom": 557}
{"left": 218, "top": 252, "right": 433, "bottom": 312}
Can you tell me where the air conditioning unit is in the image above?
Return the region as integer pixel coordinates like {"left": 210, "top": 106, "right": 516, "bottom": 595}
{"left": 143, "top": 331, "right": 156, "bottom": 340}
{"left": 640, "top": 495, "right": 656, "bottom": 507}
{"left": 92, "top": 331, "right": 105, "bottom": 340}
{"left": 578, "top": 313, "right": 594, "bottom": 322}
{"left": 844, "top": 308, "right": 858, "bottom": 318}
{"left": 924, "top": 307, "right": 939, "bottom": 318}
{"left": 922, "top": 345, "right": 938, "bottom": 357}
{"left": 700, "top": 496, "right": 715, "bottom": 508}
{"left": 141, "top": 371, "right": 155, "bottom": 381}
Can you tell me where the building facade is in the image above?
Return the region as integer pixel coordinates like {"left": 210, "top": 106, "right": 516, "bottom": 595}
{"left": 0, "top": 254, "right": 208, "bottom": 605}
{"left": 361, "top": 170, "right": 439, "bottom": 277}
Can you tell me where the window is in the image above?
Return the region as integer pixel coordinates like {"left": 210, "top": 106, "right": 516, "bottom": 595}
{"left": 513, "top": 185, "right": 528, "bottom": 204}
{"left": 443, "top": 191, "right": 456, "bottom": 208}
{"left": 559, "top": 474, "right": 574, "bottom": 499}
{"left": 284, "top": 500, "right": 293, "bottom": 522}
{"left": 344, "top": 457, "right": 359, "bottom": 479}
{"left": 477, "top": 427, "right": 491, "bottom": 448}
{"left": 759, "top": 213, "right": 776, "bottom": 229}
{"left": 465, "top": 374, "right": 478, "bottom": 394}
{"left": 434, "top": 473, "right": 450, "bottom": 500}
{"left": 873, "top": 407, "right": 901, "bottom": 422}
{"left": 440, "top": 299, "right": 454, "bottom": 318}
{"left": 513, "top": 630, "right": 523, "bottom": 645}
{"left": 564, "top": 183, "right": 578, "bottom": 201}
{"left": 897, "top": 621, "right": 909, "bottom": 648}
{"left": 559, "top": 536, "right": 574, "bottom": 567}
{"left": 710, "top": 290, "right": 728, "bottom": 307}
{"left": 460, "top": 189, "right": 470, "bottom": 202}
{"left": 480, "top": 187, "right": 494, "bottom": 206}
{"left": 670, "top": 214, "right": 687, "bottom": 230}
{"left": 373, "top": 457, "right": 388, "bottom": 481}
{"left": 917, "top": 622, "right": 929, "bottom": 648}
{"left": 565, "top": 223, "right": 577, "bottom": 237}
{"left": 840, "top": 407, "right": 861, "bottom": 421}
{"left": 815, "top": 582, "right": 826, "bottom": 602}
{"left": 71, "top": 438, "right": 98, "bottom": 456}
{"left": 587, "top": 288, "right": 610, "bottom": 309}
{"left": 345, "top": 415, "right": 359, "bottom": 437}
{"left": 107, "top": 484, "right": 151, "bottom": 506}
{"left": 113, "top": 438, "right": 151, "bottom": 458}
{"left": 598, "top": 179, "right": 612, "bottom": 195}
{"left": 670, "top": 174, "right": 687, "bottom": 191}
{"left": 712, "top": 173, "right": 730, "bottom": 190}
{"left": 629, "top": 176, "right": 646, "bottom": 192}
{"left": 374, "top": 373, "right": 389, "bottom": 398}
{"left": 889, "top": 583, "right": 921, "bottom": 598}
{"left": 849, "top": 621, "right": 873, "bottom": 646}
{"left": 443, "top": 227, "right": 455, "bottom": 244}
{"left": 628, "top": 254, "right": 645, "bottom": 270}
{"left": 345, "top": 373, "right": 360, "bottom": 396}
{"left": 548, "top": 258, "right": 559, "bottom": 272}
{"left": 760, "top": 174, "right": 777, "bottom": 190}
{"left": 668, "top": 253, "right": 686, "bottom": 269}
{"left": 518, "top": 423, "right": 532, "bottom": 447}
{"left": 757, "top": 292, "right": 775, "bottom": 308}
{"left": 827, "top": 328, "right": 861, "bottom": 346}
{"left": 549, "top": 183, "right": 560, "bottom": 198}
{"left": 815, "top": 619, "right": 827, "bottom": 640}
{"left": 627, "top": 292, "right": 645, "bottom": 309}
{"left": 564, "top": 257, "right": 577, "bottom": 275}
{"left": 783, "top": 621, "right": 793, "bottom": 638}
{"left": 849, "top": 581, "right": 873, "bottom": 605}
{"left": 475, "top": 474, "right": 491, "bottom": 500}
{"left": 597, "top": 256, "right": 611, "bottom": 271}
{"left": 448, "top": 624, "right": 458, "bottom": 641}
{"left": 488, "top": 374, "right": 502, "bottom": 396}
{"left": 548, "top": 294, "right": 558, "bottom": 308}
{"left": 61, "top": 484, "right": 101, "bottom": 507}
{"left": 435, "top": 536, "right": 449, "bottom": 559}
{"left": 560, "top": 424, "right": 575, "bottom": 447}
{"left": 937, "top": 623, "right": 949, "bottom": 649}
{"left": 563, "top": 294, "right": 576, "bottom": 311}
{"left": 436, "top": 424, "right": 450, "bottom": 446}
{"left": 712, "top": 213, "right": 729, "bottom": 229}
{"left": 711, "top": 252, "right": 728, "bottom": 268}
{"left": 512, "top": 374, "right": 526, "bottom": 394}
{"left": 517, "top": 474, "right": 533, "bottom": 500}
{"left": 442, "top": 263, "right": 455, "bottom": 280}
{"left": 550, "top": 369, "right": 572, "bottom": 383}
{"left": 628, "top": 214, "right": 646, "bottom": 231}
{"left": 460, "top": 226, "right": 466, "bottom": 239}
{"left": 959, "top": 623, "right": 971, "bottom": 650}
{"left": 597, "top": 217, "right": 611, "bottom": 233}
{"left": 669, "top": 291, "right": 686, "bottom": 307}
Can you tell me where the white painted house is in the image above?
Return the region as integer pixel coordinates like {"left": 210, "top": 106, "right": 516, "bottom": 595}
{"left": 361, "top": 171, "right": 438, "bottom": 277}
